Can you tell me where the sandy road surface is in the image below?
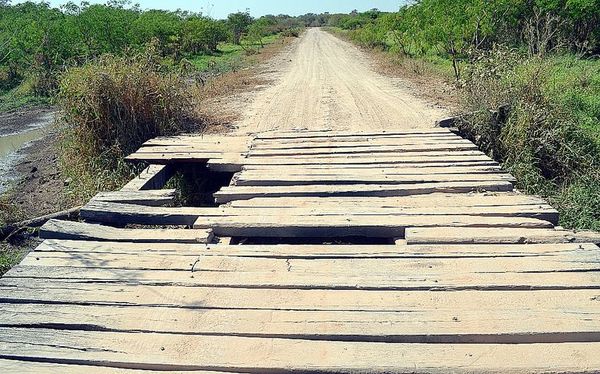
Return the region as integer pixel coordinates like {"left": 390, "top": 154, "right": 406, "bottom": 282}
{"left": 239, "top": 28, "right": 448, "bottom": 133}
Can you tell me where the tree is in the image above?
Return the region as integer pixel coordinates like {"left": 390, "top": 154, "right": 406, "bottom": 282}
{"left": 227, "top": 11, "right": 253, "bottom": 45}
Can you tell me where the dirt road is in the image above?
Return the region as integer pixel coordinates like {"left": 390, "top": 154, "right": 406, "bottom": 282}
{"left": 239, "top": 28, "right": 448, "bottom": 133}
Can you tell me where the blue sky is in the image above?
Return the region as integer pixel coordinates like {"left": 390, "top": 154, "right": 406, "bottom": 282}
{"left": 14, "top": 1, "right": 406, "bottom": 19}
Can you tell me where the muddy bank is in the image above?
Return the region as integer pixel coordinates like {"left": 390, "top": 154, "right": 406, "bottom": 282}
{"left": 0, "top": 107, "right": 72, "bottom": 222}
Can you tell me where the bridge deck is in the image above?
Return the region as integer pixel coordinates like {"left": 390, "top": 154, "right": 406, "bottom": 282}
{"left": 1, "top": 128, "right": 599, "bottom": 373}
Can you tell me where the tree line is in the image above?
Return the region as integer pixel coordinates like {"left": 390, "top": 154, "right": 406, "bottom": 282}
{"left": 325, "top": 1, "right": 600, "bottom": 79}
{"left": 0, "top": 1, "right": 305, "bottom": 96}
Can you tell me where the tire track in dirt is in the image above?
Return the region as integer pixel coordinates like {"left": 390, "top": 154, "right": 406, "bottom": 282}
{"left": 238, "top": 28, "right": 448, "bottom": 133}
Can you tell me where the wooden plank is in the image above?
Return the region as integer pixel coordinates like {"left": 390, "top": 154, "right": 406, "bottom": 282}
{"left": 2, "top": 328, "right": 600, "bottom": 373}
{"left": 242, "top": 164, "right": 504, "bottom": 174}
{"left": 143, "top": 135, "right": 251, "bottom": 148}
{"left": 228, "top": 193, "right": 547, "bottom": 208}
{"left": 214, "top": 181, "right": 515, "bottom": 203}
{"left": 241, "top": 160, "right": 500, "bottom": 169}
{"left": 233, "top": 171, "right": 517, "bottom": 186}
{"left": 26, "top": 243, "right": 598, "bottom": 271}
{"left": 2, "top": 277, "right": 598, "bottom": 312}
{"left": 193, "top": 214, "right": 552, "bottom": 238}
{"left": 406, "top": 227, "right": 600, "bottom": 245}
{"left": 120, "top": 165, "right": 172, "bottom": 191}
{"left": 92, "top": 189, "right": 176, "bottom": 207}
{"left": 247, "top": 149, "right": 485, "bottom": 159}
{"left": 247, "top": 143, "right": 478, "bottom": 156}
{"left": 7, "top": 263, "right": 598, "bottom": 290}
{"left": 30, "top": 240, "right": 593, "bottom": 259}
{"left": 2, "top": 301, "right": 600, "bottom": 343}
{"left": 0, "top": 359, "right": 198, "bottom": 374}
{"left": 251, "top": 138, "right": 474, "bottom": 150}
{"left": 125, "top": 152, "right": 246, "bottom": 164}
{"left": 80, "top": 201, "right": 219, "bottom": 226}
{"left": 256, "top": 128, "right": 452, "bottom": 139}
{"left": 237, "top": 155, "right": 494, "bottom": 166}
{"left": 39, "top": 219, "right": 213, "bottom": 244}
{"left": 213, "top": 205, "right": 559, "bottom": 224}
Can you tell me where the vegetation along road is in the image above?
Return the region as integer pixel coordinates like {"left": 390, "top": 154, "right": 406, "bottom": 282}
{"left": 239, "top": 28, "right": 446, "bottom": 133}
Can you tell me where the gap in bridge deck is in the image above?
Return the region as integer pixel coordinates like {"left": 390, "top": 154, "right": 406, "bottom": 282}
{"left": 227, "top": 236, "right": 397, "bottom": 245}
{"left": 167, "top": 163, "right": 235, "bottom": 207}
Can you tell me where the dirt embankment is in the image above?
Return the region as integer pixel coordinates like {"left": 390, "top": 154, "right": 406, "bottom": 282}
{"left": 0, "top": 107, "right": 72, "bottom": 222}
{"left": 233, "top": 28, "right": 450, "bottom": 133}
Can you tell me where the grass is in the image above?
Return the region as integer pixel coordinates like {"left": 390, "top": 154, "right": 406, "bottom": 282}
{"left": 0, "top": 87, "right": 49, "bottom": 113}
{"left": 0, "top": 244, "right": 25, "bottom": 275}
{"left": 189, "top": 35, "right": 280, "bottom": 74}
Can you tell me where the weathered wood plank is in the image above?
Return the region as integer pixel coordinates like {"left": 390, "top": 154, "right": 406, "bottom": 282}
{"left": 248, "top": 149, "right": 485, "bottom": 159}
{"left": 2, "top": 277, "right": 598, "bottom": 312}
{"left": 251, "top": 138, "right": 474, "bottom": 150}
{"left": 19, "top": 243, "right": 600, "bottom": 273}
{"left": 247, "top": 143, "right": 478, "bottom": 156}
{"left": 241, "top": 164, "right": 504, "bottom": 174}
{"left": 120, "top": 165, "right": 173, "bottom": 191}
{"left": 7, "top": 263, "right": 598, "bottom": 289}
{"left": 80, "top": 201, "right": 218, "bottom": 226}
{"left": 233, "top": 171, "right": 517, "bottom": 186}
{"left": 92, "top": 189, "right": 176, "bottom": 207}
{"left": 256, "top": 128, "right": 452, "bottom": 139}
{"left": 39, "top": 220, "right": 213, "bottom": 244}
{"left": 32, "top": 240, "right": 593, "bottom": 259}
{"left": 214, "top": 181, "right": 515, "bottom": 203}
{"left": 0, "top": 359, "right": 196, "bottom": 374}
{"left": 124, "top": 152, "right": 246, "bottom": 164}
{"left": 2, "top": 328, "right": 600, "bottom": 373}
{"left": 406, "top": 227, "right": 600, "bottom": 245}
{"left": 2, "top": 301, "right": 600, "bottom": 343}
{"left": 227, "top": 193, "right": 547, "bottom": 208}
{"left": 215, "top": 205, "right": 559, "bottom": 224}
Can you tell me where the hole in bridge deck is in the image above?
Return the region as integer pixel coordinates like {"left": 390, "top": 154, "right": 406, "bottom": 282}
{"left": 226, "top": 237, "right": 396, "bottom": 245}
{"left": 166, "top": 163, "right": 234, "bottom": 207}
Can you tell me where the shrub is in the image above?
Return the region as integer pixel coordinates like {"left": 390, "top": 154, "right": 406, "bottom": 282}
{"left": 57, "top": 48, "right": 201, "bottom": 199}
{"left": 459, "top": 48, "right": 600, "bottom": 230}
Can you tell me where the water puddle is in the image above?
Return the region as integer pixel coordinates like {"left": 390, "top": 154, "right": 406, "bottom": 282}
{"left": 0, "top": 126, "right": 47, "bottom": 159}
{"left": 0, "top": 111, "right": 55, "bottom": 194}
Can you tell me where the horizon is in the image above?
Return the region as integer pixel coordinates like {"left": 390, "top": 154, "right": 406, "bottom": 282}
{"left": 10, "top": 0, "right": 406, "bottom": 19}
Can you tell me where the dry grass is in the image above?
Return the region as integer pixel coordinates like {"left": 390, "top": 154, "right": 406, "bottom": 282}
{"left": 57, "top": 49, "right": 203, "bottom": 200}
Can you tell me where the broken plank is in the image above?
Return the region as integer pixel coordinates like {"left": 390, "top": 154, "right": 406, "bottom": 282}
{"left": 92, "top": 189, "right": 176, "bottom": 207}
{"left": 121, "top": 165, "right": 173, "bottom": 191}
{"left": 406, "top": 227, "right": 600, "bottom": 245}
{"left": 214, "top": 181, "right": 515, "bottom": 203}
{"left": 39, "top": 219, "right": 213, "bottom": 244}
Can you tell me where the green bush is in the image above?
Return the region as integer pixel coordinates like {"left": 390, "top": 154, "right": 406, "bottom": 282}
{"left": 57, "top": 49, "right": 200, "bottom": 199}
{"left": 459, "top": 49, "right": 600, "bottom": 230}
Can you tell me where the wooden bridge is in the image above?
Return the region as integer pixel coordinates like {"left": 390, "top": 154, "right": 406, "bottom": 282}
{"left": 1, "top": 127, "right": 600, "bottom": 373}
